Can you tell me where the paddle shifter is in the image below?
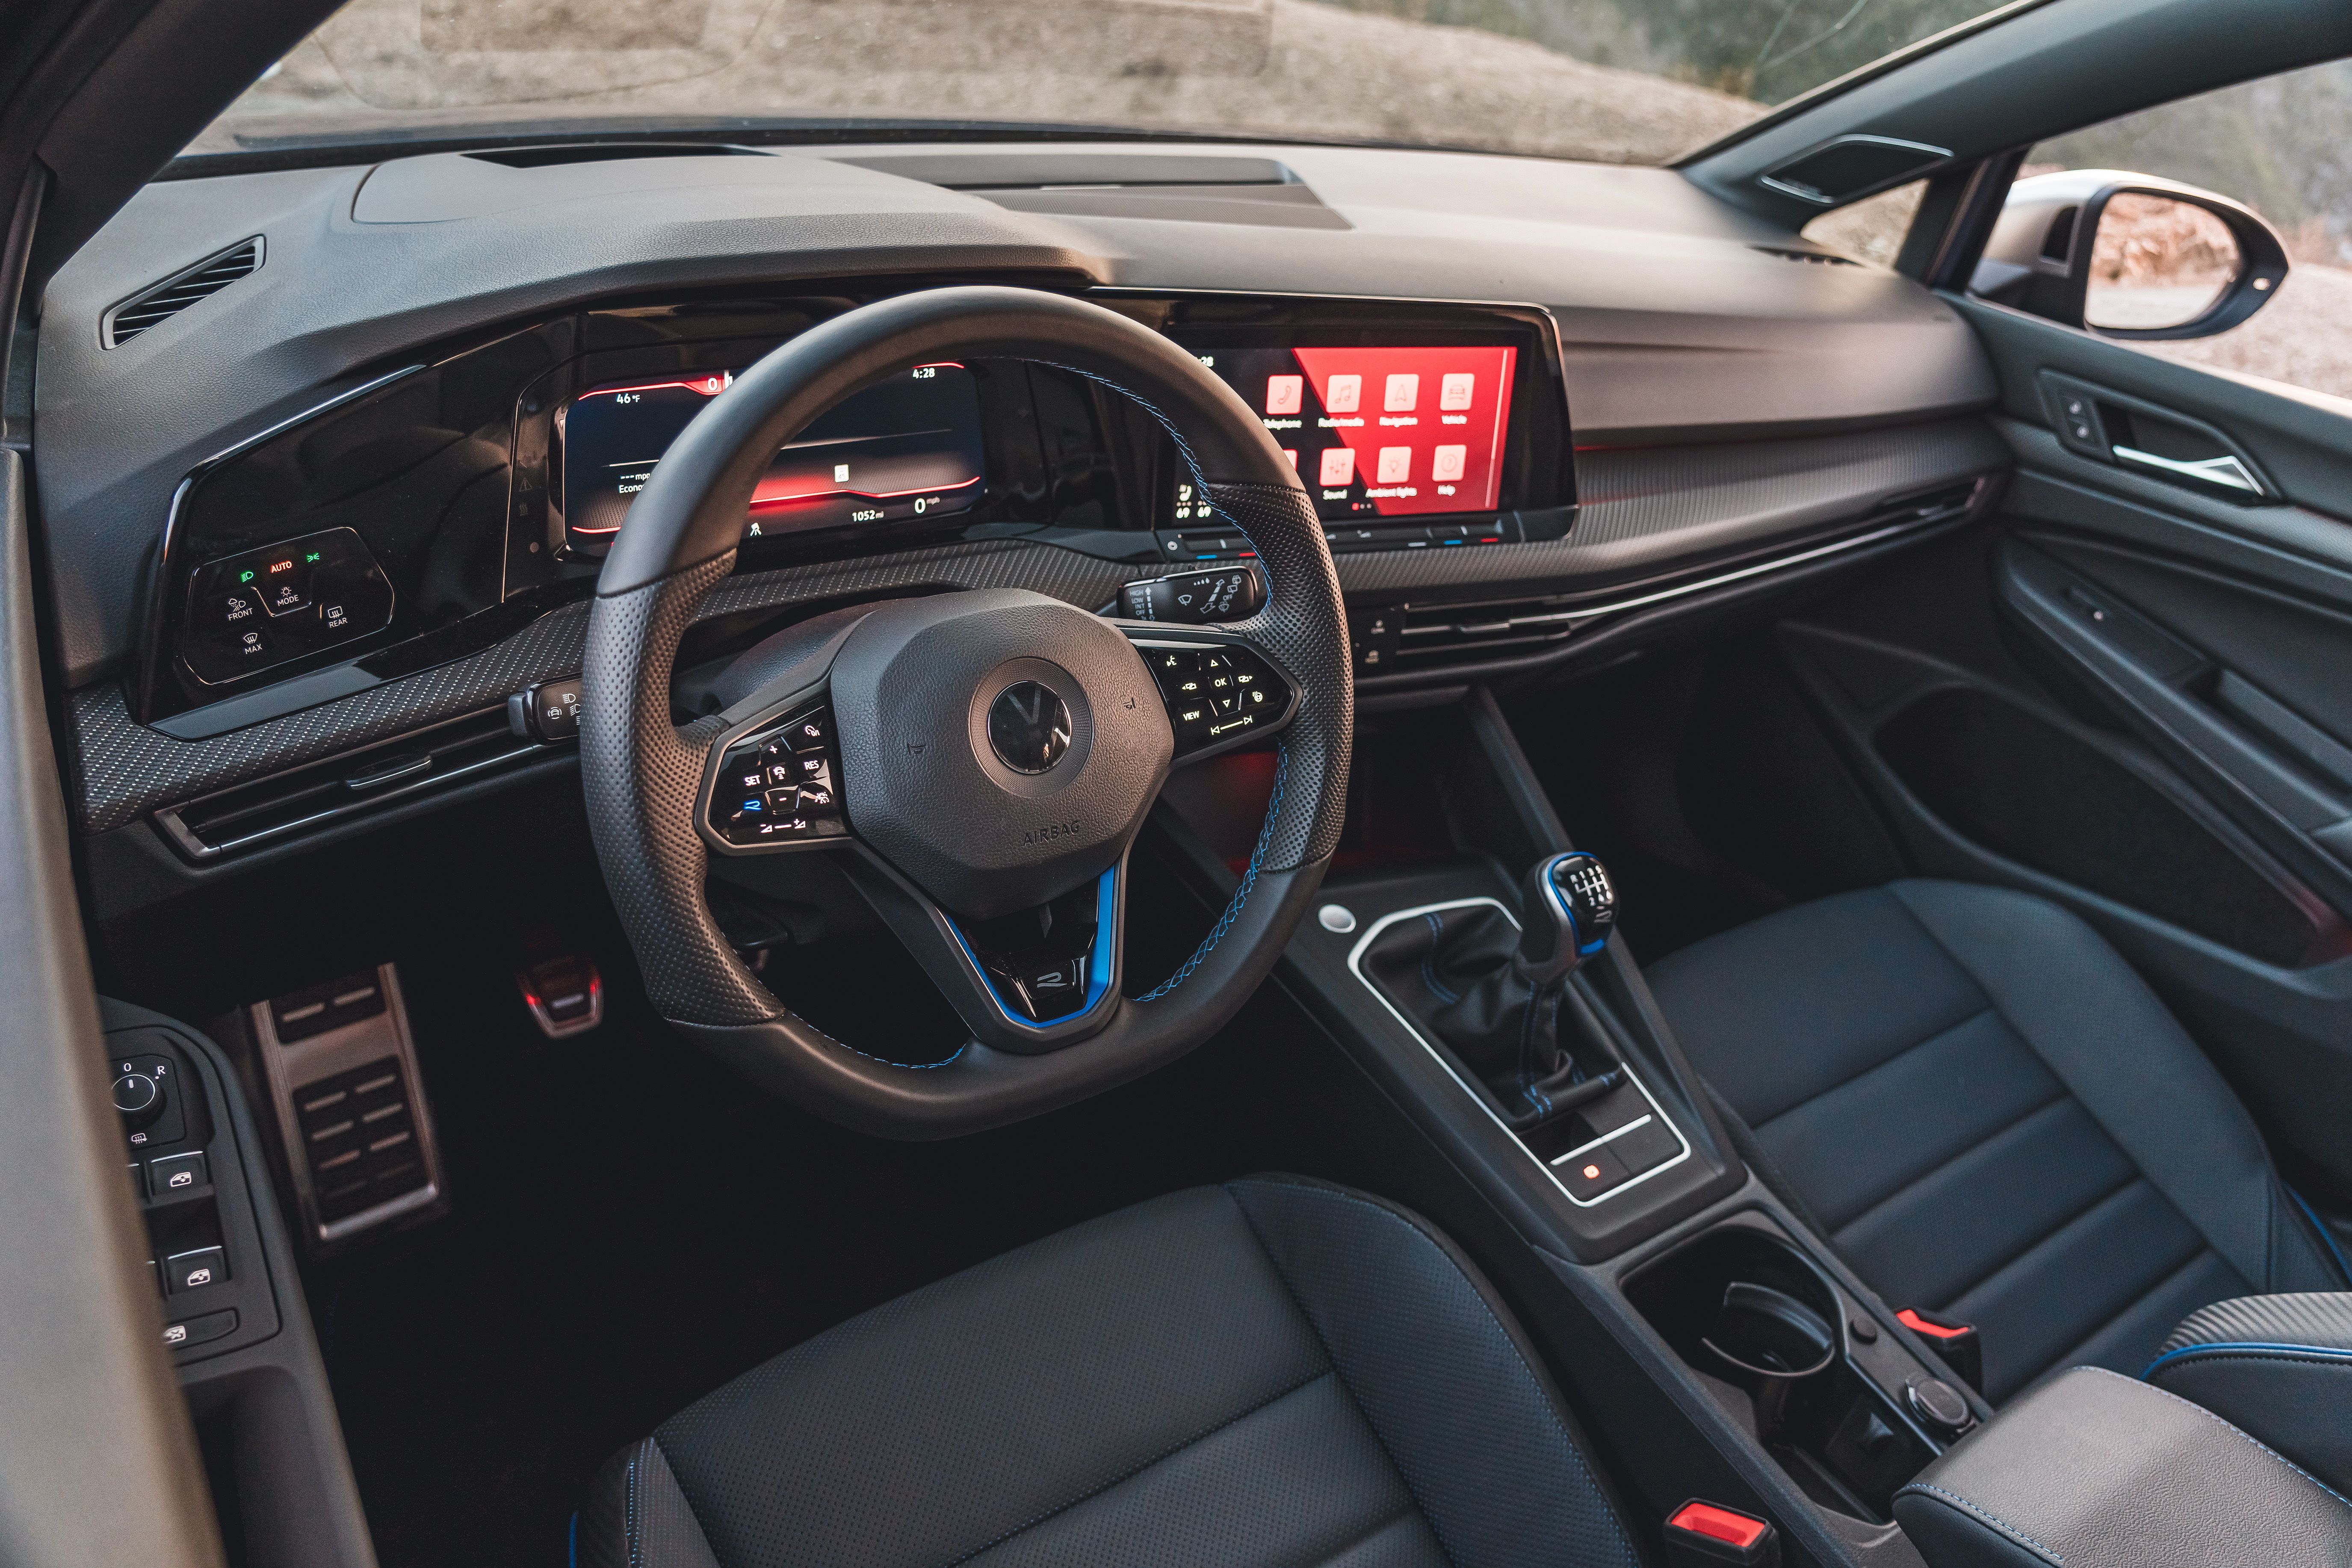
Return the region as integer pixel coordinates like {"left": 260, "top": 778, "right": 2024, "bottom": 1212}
{"left": 1359, "top": 851, "right": 1621, "bottom": 1129}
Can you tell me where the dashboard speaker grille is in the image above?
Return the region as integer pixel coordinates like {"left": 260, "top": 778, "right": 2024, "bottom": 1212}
{"left": 102, "top": 236, "right": 263, "bottom": 347}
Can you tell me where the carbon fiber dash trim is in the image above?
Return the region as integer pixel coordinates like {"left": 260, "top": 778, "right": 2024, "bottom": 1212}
{"left": 74, "top": 539, "right": 1136, "bottom": 835}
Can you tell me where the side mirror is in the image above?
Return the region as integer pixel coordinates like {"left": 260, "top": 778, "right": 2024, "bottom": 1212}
{"left": 1972, "top": 170, "right": 2289, "bottom": 340}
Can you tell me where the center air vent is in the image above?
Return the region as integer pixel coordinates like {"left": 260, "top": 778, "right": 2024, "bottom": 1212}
{"left": 102, "top": 236, "right": 262, "bottom": 348}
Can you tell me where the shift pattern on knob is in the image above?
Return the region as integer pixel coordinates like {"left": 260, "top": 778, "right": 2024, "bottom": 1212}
{"left": 1517, "top": 850, "right": 1616, "bottom": 982}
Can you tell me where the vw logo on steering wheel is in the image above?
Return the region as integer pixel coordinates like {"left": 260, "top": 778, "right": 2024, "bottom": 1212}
{"left": 987, "top": 680, "right": 1073, "bottom": 774}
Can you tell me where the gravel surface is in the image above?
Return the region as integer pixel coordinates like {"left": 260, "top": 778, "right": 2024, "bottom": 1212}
{"left": 2127, "top": 262, "right": 2352, "bottom": 405}
{"left": 193, "top": 0, "right": 1767, "bottom": 164}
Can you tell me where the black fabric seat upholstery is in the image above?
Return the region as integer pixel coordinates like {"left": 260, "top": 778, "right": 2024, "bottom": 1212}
{"left": 579, "top": 1175, "right": 1640, "bottom": 1568}
{"left": 1646, "top": 879, "right": 2347, "bottom": 1404}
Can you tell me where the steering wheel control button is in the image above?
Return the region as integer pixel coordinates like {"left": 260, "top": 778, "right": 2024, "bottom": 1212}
{"left": 987, "top": 681, "right": 1075, "bottom": 774}
{"left": 710, "top": 704, "right": 850, "bottom": 848}
{"left": 147, "top": 1152, "right": 210, "bottom": 1196}
{"left": 180, "top": 526, "right": 394, "bottom": 685}
{"left": 164, "top": 1246, "right": 228, "bottom": 1295}
{"left": 1142, "top": 641, "right": 1295, "bottom": 756}
{"left": 1318, "top": 904, "right": 1358, "bottom": 934}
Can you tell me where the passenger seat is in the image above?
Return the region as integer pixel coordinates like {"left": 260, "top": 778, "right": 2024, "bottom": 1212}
{"left": 1644, "top": 879, "right": 2347, "bottom": 1403}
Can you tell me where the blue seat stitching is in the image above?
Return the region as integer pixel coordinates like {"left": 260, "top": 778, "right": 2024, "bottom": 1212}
{"left": 2145, "top": 1340, "right": 2352, "bottom": 1377}
{"left": 2289, "top": 1186, "right": 2352, "bottom": 1285}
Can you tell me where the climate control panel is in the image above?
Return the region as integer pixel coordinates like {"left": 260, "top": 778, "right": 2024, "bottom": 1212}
{"left": 180, "top": 526, "right": 394, "bottom": 685}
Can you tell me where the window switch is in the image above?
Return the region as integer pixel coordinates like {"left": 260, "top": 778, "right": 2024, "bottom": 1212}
{"left": 165, "top": 1246, "right": 228, "bottom": 1295}
{"left": 148, "top": 1151, "right": 209, "bottom": 1195}
{"left": 162, "top": 1309, "right": 239, "bottom": 1351}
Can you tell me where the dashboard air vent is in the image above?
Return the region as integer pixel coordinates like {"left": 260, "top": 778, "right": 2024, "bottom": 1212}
{"left": 1750, "top": 245, "right": 1859, "bottom": 266}
{"left": 1390, "top": 596, "right": 1577, "bottom": 670}
{"left": 152, "top": 704, "right": 545, "bottom": 861}
{"left": 102, "top": 236, "right": 262, "bottom": 347}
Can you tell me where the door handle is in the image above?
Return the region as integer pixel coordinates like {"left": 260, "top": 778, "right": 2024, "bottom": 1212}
{"left": 2111, "top": 444, "right": 2266, "bottom": 497}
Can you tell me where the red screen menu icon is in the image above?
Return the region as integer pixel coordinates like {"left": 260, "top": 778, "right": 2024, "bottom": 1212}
{"left": 1290, "top": 346, "right": 1516, "bottom": 516}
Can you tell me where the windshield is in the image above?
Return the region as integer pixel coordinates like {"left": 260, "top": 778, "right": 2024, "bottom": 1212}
{"left": 186, "top": 0, "right": 2017, "bottom": 166}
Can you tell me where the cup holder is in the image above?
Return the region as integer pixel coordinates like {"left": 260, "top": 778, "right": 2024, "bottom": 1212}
{"left": 1625, "top": 1220, "right": 1937, "bottom": 1523}
{"left": 1704, "top": 1280, "right": 1838, "bottom": 1380}
{"left": 1625, "top": 1223, "right": 1845, "bottom": 1387}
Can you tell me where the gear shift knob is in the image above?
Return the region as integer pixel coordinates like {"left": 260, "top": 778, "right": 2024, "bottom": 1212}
{"left": 1517, "top": 851, "right": 1617, "bottom": 983}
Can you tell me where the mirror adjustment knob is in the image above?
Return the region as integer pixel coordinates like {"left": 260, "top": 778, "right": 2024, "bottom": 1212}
{"left": 112, "top": 1071, "right": 164, "bottom": 1130}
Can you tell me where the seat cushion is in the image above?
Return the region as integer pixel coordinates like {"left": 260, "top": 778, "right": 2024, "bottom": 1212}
{"left": 1646, "top": 879, "right": 2343, "bottom": 1403}
{"left": 579, "top": 1176, "right": 1640, "bottom": 1568}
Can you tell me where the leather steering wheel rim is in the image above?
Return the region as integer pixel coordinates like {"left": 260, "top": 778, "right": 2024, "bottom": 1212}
{"left": 580, "top": 286, "right": 1353, "bottom": 1139}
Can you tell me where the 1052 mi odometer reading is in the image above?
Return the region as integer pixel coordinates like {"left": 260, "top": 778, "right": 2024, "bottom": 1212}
{"left": 558, "top": 363, "right": 987, "bottom": 544}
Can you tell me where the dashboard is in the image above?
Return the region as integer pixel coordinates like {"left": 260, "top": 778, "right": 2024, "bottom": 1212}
{"left": 36, "top": 138, "right": 2010, "bottom": 890}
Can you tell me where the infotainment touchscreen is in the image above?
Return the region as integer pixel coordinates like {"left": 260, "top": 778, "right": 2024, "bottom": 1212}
{"left": 1183, "top": 345, "right": 1517, "bottom": 521}
{"left": 558, "top": 363, "right": 986, "bottom": 541}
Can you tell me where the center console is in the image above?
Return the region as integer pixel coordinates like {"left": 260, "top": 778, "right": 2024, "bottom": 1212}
{"left": 1152, "top": 690, "right": 1998, "bottom": 1568}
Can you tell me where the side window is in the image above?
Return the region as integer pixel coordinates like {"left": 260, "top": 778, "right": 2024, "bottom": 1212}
{"left": 1986, "top": 59, "right": 2352, "bottom": 400}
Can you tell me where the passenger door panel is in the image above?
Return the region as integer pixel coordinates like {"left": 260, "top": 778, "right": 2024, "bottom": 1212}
{"left": 1777, "top": 297, "right": 2352, "bottom": 1200}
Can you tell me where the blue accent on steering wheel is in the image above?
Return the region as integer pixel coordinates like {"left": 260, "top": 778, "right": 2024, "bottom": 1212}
{"left": 940, "top": 863, "right": 1121, "bottom": 1031}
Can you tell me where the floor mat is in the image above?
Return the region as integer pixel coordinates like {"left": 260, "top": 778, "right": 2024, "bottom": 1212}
{"left": 308, "top": 849, "right": 1306, "bottom": 1568}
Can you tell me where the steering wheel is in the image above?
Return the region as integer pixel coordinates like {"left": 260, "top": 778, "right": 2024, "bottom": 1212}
{"left": 579, "top": 286, "right": 1353, "bottom": 1139}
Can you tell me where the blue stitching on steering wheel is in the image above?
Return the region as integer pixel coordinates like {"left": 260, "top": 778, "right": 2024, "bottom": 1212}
{"left": 1034, "top": 361, "right": 1262, "bottom": 558}
{"left": 1135, "top": 747, "right": 1288, "bottom": 1002}
{"left": 1037, "top": 359, "right": 1307, "bottom": 1003}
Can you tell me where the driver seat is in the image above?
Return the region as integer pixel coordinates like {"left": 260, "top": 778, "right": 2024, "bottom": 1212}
{"left": 578, "top": 1176, "right": 1642, "bottom": 1568}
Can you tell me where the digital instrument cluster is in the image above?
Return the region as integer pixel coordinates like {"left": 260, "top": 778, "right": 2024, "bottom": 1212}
{"left": 558, "top": 363, "right": 988, "bottom": 546}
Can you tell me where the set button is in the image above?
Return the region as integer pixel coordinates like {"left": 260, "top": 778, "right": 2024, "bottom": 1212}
{"left": 712, "top": 704, "right": 849, "bottom": 847}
